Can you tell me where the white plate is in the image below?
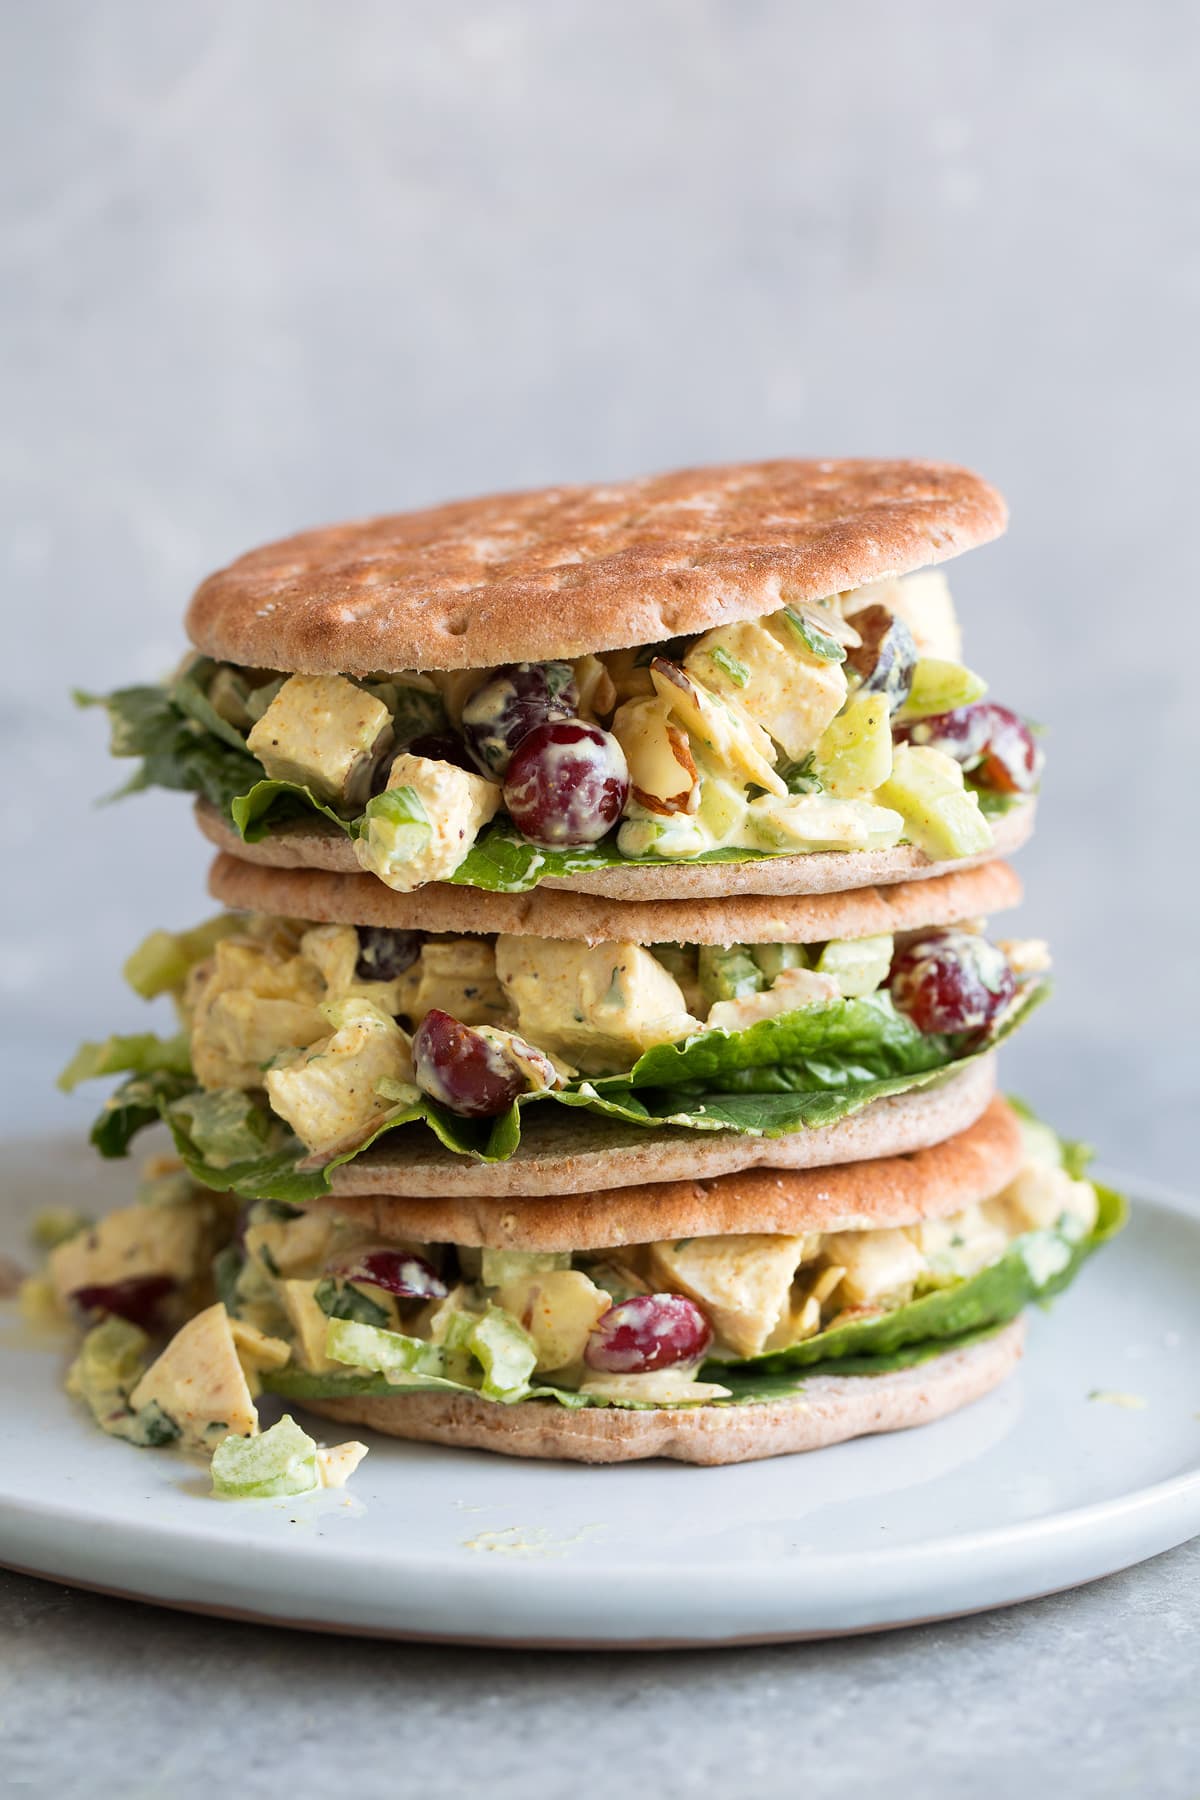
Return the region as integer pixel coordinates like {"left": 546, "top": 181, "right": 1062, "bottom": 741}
{"left": 1, "top": 1137, "right": 1198, "bottom": 1646}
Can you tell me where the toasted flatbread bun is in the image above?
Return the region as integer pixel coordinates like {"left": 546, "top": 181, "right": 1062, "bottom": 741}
{"left": 208, "top": 850, "right": 1021, "bottom": 946}
{"left": 195, "top": 795, "right": 1034, "bottom": 901}
{"left": 321, "top": 1095, "right": 1022, "bottom": 1249}
{"left": 328, "top": 1055, "right": 995, "bottom": 1199}
{"left": 298, "top": 1316, "right": 1024, "bottom": 1465}
{"left": 186, "top": 460, "right": 1006, "bottom": 675}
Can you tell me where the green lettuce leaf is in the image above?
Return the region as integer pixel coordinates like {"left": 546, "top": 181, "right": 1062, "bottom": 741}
{"left": 612, "top": 991, "right": 959, "bottom": 1091}
{"left": 88, "top": 1068, "right": 198, "bottom": 1158}
{"left": 229, "top": 778, "right": 351, "bottom": 841}
{"left": 445, "top": 819, "right": 771, "bottom": 892}
{"left": 77, "top": 683, "right": 263, "bottom": 812}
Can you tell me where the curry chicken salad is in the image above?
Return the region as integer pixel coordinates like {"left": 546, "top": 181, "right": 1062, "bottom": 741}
{"left": 86, "top": 567, "right": 1039, "bottom": 896}
{"left": 20, "top": 1101, "right": 1124, "bottom": 1475}
{"left": 62, "top": 883, "right": 1048, "bottom": 1191}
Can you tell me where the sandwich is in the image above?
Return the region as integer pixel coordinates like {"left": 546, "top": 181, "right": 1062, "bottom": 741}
{"left": 81, "top": 460, "right": 1040, "bottom": 900}
{"left": 61, "top": 856, "right": 1046, "bottom": 1194}
{"left": 36, "top": 1099, "right": 1124, "bottom": 1469}
{"left": 40, "top": 453, "right": 1100, "bottom": 1490}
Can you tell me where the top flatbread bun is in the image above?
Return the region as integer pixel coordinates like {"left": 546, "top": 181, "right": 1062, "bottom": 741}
{"left": 185, "top": 459, "right": 1006, "bottom": 674}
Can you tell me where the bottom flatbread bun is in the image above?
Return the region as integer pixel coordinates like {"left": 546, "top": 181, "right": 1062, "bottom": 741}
{"left": 195, "top": 796, "right": 1035, "bottom": 900}
{"left": 325, "top": 1094, "right": 1023, "bottom": 1250}
{"left": 299, "top": 1318, "right": 1025, "bottom": 1466}
{"left": 329, "top": 1055, "right": 996, "bottom": 1199}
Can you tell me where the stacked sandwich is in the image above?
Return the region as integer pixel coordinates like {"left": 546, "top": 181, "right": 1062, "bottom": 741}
{"left": 48, "top": 460, "right": 1122, "bottom": 1484}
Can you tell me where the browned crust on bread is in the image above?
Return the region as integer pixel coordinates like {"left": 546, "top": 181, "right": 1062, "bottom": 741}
{"left": 195, "top": 795, "right": 1034, "bottom": 900}
{"left": 186, "top": 461, "right": 1005, "bottom": 675}
{"left": 207, "top": 851, "right": 1021, "bottom": 946}
{"left": 298, "top": 1318, "right": 1024, "bottom": 1465}
{"left": 317, "top": 1096, "right": 1022, "bottom": 1249}
{"left": 328, "top": 1056, "right": 995, "bottom": 1199}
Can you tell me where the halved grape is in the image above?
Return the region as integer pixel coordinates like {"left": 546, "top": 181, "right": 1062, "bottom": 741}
{"left": 70, "top": 1275, "right": 175, "bottom": 1330}
{"left": 413, "top": 1010, "right": 528, "bottom": 1117}
{"left": 584, "top": 1294, "right": 713, "bottom": 1373}
{"left": 330, "top": 1248, "right": 447, "bottom": 1301}
{"left": 896, "top": 703, "right": 1040, "bottom": 794}
{"left": 354, "top": 925, "right": 424, "bottom": 982}
{"left": 370, "top": 733, "right": 477, "bottom": 794}
{"left": 502, "top": 720, "right": 629, "bottom": 847}
{"left": 462, "top": 662, "right": 579, "bottom": 777}
{"left": 845, "top": 604, "right": 916, "bottom": 713}
{"left": 888, "top": 929, "right": 1015, "bottom": 1036}
{"left": 402, "top": 731, "right": 478, "bottom": 773}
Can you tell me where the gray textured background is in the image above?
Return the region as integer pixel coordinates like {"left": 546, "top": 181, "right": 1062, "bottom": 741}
{"left": 2, "top": 4, "right": 1197, "bottom": 1792}
{"left": 4, "top": 0, "right": 1197, "bottom": 1176}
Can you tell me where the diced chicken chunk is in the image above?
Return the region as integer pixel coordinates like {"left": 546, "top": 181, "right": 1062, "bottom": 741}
{"left": 821, "top": 1227, "right": 926, "bottom": 1309}
{"left": 495, "top": 1270, "right": 611, "bottom": 1372}
{"left": 648, "top": 1233, "right": 812, "bottom": 1357}
{"left": 987, "top": 1165, "right": 1099, "bottom": 1238}
{"left": 246, "top": 673, "right": 393, "bottom": 807}
{"left": 905, "top": 1202, "right": 1010, "bottom": 1282}
{"left": 189, "top": 938, "right": 326, "bottom": 1090}
{"left": 749, "top": 792, "right": 904, "bottom": 854}
{"left": 687, "top": 618, "right": 848, "bottom": 761}
{"left": 49, "top": 1203, "right": 209, "bottom": 1308}
{"left": 354, "top": 753, "right": 501, "bottom": 892}
{"left": 495, "top": 937, "right": 700, "bottom": 1074}
{"left": 395, "top": 938, "right": 511, "bottom": 1029}
{"left": 129, "top": 1303, "right": 258, "bottom": 1451}
{"left": 265, "top": 1000, "right": 415, "bottom": 1154}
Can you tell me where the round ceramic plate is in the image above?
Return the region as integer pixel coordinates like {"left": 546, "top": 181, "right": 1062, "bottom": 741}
{"left": 1, "top": 1136, "right": 1197, "bottom": 1647}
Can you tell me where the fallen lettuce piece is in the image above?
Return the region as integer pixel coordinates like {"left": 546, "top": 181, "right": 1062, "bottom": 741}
{"left": 210, "top": 1413, "right": 318, "bottom": 1498}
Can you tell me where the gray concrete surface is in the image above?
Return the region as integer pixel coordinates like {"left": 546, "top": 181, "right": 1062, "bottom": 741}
{"left": 2, "top": 1543, "right": 1198, "bottom": 1798}
{"left": 2, "top": 1, "right": 1197, "bottom": 1793}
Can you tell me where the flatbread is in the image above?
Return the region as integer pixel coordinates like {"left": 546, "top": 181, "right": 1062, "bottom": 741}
{"left": 195, "top": 794, "right": 1035, "bottom": 901}
{"left": 207, "top": 850, "right": 1020, "bottom": 946}
{"left": 328, "top": 1055, "right": 996, "bottom": 1199}
{"left": 299, "top": 1317, "right": 1025, "bottom": 1465}
{"left": 318, "top": 1094, "right": 1023, "bottom": 1248}
{"left": 186, "top": 459, "right": 1006, "bottom": 674}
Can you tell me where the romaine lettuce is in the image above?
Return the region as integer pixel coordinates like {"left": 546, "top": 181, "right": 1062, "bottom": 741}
{"left": 73, "top": 982, "right": 1044, "bottom": 1196}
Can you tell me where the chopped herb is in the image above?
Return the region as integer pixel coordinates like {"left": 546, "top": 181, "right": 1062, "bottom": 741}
{"left": 314, "top": 1277, "right": 392, "bottom": 1329}
{"left": 709, "top": 646, "right": 751, "bottom": 688}
{"left": 782, "top": 608, "right": 847, "bottom": 663}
